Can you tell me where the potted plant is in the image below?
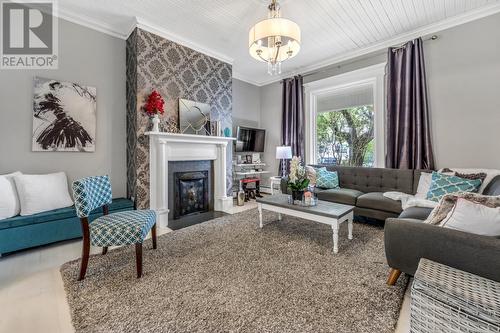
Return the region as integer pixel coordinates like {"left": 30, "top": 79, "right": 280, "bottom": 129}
{"left": 287, "top": 156, "right": 310, "bottom": 203}
{"left": 144, "top": 90, "right": 165, "bottom": 132}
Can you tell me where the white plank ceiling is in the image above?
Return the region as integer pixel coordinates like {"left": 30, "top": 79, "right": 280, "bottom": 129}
{"left": 58, "top": 0, "right": 500, "bottom": 85}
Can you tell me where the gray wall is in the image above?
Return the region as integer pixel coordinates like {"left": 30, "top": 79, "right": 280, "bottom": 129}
{"left": 260, "top": 82, "right": 282, "bottom": 182}
{"left": 302, "top": 53, "right": 387, "bottom": 85}
{"left": 232, "top": 78, "right": 261, "bottom": 129}
{"left": 425, "top": 13, "right": 500, "bottom": 169}
{"left": 0, "top": 18, "right": 127, "bottom": 197}
{"left": 233, "top": 78, "right": 280, "bottom": 184}
{"left": 259, "top": 12, "right": 500, "bottom": 175}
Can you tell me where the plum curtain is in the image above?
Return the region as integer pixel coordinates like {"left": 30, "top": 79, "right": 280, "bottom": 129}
{"left": 386, "top": 38, "right": 435, "bottom": 170}
{"left": 280, "top": 75, "right": 305, "bottom": 175}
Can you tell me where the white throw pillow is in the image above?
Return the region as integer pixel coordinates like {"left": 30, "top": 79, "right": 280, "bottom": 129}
{"left": 440, "top": 198, "right": 500, "bottom": 236}
{"left": 415, "top": 173, "right": 432, "bottom": 199}
{"left": 0, "top": 171, "right": 22, "bottom": 220}
{"left": 14, "top": 172, "right": 74, "bottom": 216}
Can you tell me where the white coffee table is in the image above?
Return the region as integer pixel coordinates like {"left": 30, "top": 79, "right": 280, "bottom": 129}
{"left": 257, "top": 194, "right": 354, "bottom": 253}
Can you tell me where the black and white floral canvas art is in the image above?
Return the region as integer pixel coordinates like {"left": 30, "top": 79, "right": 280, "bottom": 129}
{"left": 32, "top": 77, "right": 97, "bottom": 152}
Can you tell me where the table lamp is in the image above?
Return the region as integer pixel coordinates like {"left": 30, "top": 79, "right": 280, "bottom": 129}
{"left": 276, "top": 146, "right": 292, "bottom": 178}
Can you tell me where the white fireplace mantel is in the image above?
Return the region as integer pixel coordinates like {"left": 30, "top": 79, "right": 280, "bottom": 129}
{"left": 146, "top": 131, "right": 235, "bottom": 228}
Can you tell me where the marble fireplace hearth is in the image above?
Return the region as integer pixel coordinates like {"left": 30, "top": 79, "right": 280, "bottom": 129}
{"left": 146, "top": 132, "right": 234, "bottom": 229}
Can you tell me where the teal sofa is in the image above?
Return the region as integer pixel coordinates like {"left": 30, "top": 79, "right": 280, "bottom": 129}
{"left": 0, "top": 198, "right": 134, "bottom": 256}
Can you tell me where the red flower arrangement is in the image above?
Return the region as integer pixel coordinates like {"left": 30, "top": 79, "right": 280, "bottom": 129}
{"left": 144, "top": 90, "right": 165, "bottom": 116}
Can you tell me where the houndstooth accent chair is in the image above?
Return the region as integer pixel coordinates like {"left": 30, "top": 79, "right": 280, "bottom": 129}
{"left": 72, "top": 175, "right": 157, "bottom": 280}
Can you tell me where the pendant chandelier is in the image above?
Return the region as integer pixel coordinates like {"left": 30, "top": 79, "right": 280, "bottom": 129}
{"left": 249, "top": 0, "right": 301, "bottom": 75}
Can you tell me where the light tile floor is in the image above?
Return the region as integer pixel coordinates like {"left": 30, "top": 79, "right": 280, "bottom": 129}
{"left": 0, "top": 200, "right": 410, "bottom": 333}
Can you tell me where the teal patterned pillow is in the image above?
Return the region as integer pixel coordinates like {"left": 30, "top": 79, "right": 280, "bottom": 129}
{"left": 426, "top": 172, "right": 482, "bottom": 202}
{"left": 316, "top": 168, "right": 339, "bottom": 189}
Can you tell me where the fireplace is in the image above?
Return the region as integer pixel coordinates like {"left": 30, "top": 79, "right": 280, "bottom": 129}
{"left": 168, "top": 160, "right": 213, "bottom": 223}
{"left": 174, "top": 171, "right": 209, "bottom": 219}
{"left": 146, "top": 132, "right": 234, "bottom": 228}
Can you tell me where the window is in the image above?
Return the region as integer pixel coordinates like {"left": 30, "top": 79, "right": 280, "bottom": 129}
{"left": 304, "top": 64, "right": 385, "bottom": 167}
{"left": 316, "top": 105, "right": 374, "bottom": 166}
{"left": 315, "top": 83, "right": 375, "bottom": 167}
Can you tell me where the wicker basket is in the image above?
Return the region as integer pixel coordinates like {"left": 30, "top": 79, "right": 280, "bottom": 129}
{"left": 411, "top": 259, "right": 500, "bottom": 333}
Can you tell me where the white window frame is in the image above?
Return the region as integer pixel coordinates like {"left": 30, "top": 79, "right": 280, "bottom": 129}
{"left": 304, "top": 63, "right": 386, "bottom": 167}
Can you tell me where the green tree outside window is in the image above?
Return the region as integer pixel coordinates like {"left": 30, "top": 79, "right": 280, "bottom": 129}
{"left": 316, "top": 105, "right": 374, "bottom": 167}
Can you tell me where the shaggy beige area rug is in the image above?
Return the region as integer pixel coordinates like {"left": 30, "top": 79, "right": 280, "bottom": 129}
{"left": 61, "top": 209, "right": 407, "bottom": 333}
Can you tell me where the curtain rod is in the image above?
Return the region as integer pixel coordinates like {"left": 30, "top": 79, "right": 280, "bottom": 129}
{"left": 391, "top": 35, "right": 438, "bottom": 52}
{"left": 287, "top": 35, "right": 439, "bottom": 80}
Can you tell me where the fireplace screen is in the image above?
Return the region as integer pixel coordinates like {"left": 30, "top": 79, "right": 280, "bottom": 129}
{"left": 174, "top": 171, "right": 209, "bottom": 219}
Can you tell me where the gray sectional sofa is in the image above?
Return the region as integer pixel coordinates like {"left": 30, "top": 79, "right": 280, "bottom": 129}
{"left": 281, "top": 165, "right": 500, "bottom": 284}
{"left": 281, "top": 165, "right": 427, "bottom": 221}
{"left": 386, "top": 175, "right": 500, "bottom": 285}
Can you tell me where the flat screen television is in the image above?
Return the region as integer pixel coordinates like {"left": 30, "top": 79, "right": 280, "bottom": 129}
{"left": 235, "top": 126, "right": 266, "bottom": 152}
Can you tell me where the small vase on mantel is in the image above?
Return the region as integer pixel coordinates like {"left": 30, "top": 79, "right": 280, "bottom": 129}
{"left": 151, "top": 114, "right": 160, "bottom": 132}
{"left": 144, "top": 90, "right": 165, "bottom": 132}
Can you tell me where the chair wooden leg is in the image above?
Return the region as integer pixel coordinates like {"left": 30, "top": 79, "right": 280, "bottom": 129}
{"left": 102, "top": 247, "right": 108, "bottom": 255}
{"left": 135, "top": 243, "right": 143, "bottom": 278}
{"left": 78, "top": 233, "right": 90, "bottom": 281}
{"left": 152, "top": 223, "right": 157, "bottom": 250}
{"left": 387, "top": 268, "right": 402, "bottom": 286}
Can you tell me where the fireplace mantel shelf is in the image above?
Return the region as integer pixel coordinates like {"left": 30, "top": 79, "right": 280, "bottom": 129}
{"left": 145, "top": 132, "right": 235, "bottom": 145}
{"left": 146, "top": 131, "right": 234, "bottom": 228}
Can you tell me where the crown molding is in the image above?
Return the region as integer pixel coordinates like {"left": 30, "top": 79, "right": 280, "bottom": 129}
{"left": 124, "top": 17, "right": 138, "bottom": 39}
{"left": 254, "top": 3, "right": 500, "bottom": 87}
{"left": 232, "top": 70, "right": 261, "bottom": 86}
{"left": 55, "top": 10, "right": 234, "bottom": 65}
{"left": 56, "top": 7, "right": 129, "bottom": 39}
{"left": 133, "top": 17, "right": 234, "bottom": 65}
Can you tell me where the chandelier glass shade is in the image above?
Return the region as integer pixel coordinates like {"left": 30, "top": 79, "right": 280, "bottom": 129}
{"left": 249, "top": 1, "right": 301, "bottom": 75}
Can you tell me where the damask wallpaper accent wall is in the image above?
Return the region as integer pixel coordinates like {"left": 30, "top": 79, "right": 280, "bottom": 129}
{"left": 126, "top": 28, "right": 233, "bottom": 209}
{"left": 126, "top": 29, "right": 138, "bottom": 204}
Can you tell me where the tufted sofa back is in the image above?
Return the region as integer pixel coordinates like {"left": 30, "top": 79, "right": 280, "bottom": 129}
{"left": 314, "top": 165, "right": 414, "bottom": 194}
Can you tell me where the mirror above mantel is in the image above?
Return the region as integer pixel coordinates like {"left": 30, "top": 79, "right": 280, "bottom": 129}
{"left": 178, "top": 98, "right": 211, "bottom": 136}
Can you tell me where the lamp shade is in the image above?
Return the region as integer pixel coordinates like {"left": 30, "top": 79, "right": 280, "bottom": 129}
{"left": 276, "top": 146, "right": 292, "bottom": 159}
{"left": 248, "top": 18, "right": 301, "bottom": 62}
